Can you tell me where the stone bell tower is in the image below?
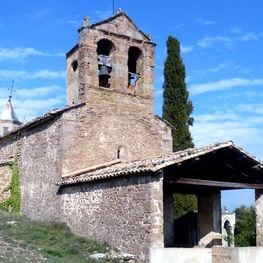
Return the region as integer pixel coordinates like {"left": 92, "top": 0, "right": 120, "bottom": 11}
{"left": 66, "top": 10, "right": 156, "bottom": 116}
{"left": 61, "top": 11, "right": 172, "bottom": 174}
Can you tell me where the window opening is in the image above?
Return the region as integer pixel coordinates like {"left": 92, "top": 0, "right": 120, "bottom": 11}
{"left": 128, "top": 47, "right": 142, "bottom": 88}
{"left": 71, "top": 60, "right": 78, "bottom": 72}
{"left": 97, "top": 39, "right": 114, "bottom": 88}
{"left": 117, "top": 146, "right": 127, "bottom": 159}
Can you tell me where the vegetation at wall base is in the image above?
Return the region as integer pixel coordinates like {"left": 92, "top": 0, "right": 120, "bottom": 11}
{"left": 0, "top": 210, "right": 110, "bottom": 262}
{"left": 162, "top": 36, "right": 197, "bottom": 218}
{"left": 0, "top": 155, "right": 21, "bottom": 212}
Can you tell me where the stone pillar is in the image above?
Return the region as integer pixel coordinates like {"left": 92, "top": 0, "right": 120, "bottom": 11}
{"left": 198, "top": 191, "right": 222, "bottom": 247}
{"left": 255, "top": 190, "right": 263, "bottom": 245}
{"left": 163, "top": 185, "right": 174, "bottom": 247}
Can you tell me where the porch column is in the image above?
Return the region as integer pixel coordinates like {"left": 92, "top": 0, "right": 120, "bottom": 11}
{"left": 163, "top": 185, "right": 174, "bottom": 247}
{"left": 197, "top": 190, "right": 222, "bottom": 247}
{"left": 255, "top": 190, "right": 263, "bottom": 245}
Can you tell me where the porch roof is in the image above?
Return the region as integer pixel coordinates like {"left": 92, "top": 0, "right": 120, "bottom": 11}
{"left": 58, "top": 141, "right": 263, "bottom": 188}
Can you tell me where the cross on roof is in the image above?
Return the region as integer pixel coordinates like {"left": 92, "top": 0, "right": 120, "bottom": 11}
{"left": 8, "top": 80, "right": 15, "bottom": 102}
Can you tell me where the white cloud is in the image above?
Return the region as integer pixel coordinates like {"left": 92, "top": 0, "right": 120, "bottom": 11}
{"left": 0, "top": 84, "right": 65, "bottom": 122}
{"left": 26, "top": 8, "right": 51, "bottom": 19}
{"left": 191, "top": 112, "right": 263, "bottom": 159}
{"left": 197, "top": 36, "right": 232, "bottom": 48}
{"left": 155, "top": 89, "right": 163, "bottom": 97}
{"left": 0, "top": 69, "right": 65, "bottom": 80}
{"left": 181, "top": 45, "right": 194, "bottom": 54}
{"left": 230, "top": 26, "right": 242, "bottom": 34}
{"left": 65, "top": 20, "right": 79, "bottom": 26}
{"left": 174, "top": 23, "right": 185, "bottom": 30}
{"left": 190, "top": 78, "right": 263, "bottom": 95}
{"left": 93, "top": 10, "right": 113, "bottom": 20}
{"left": 240, "top": 33, "right": 260, "bottom": 41}
{"left": 184, "top": 31, "right": 263, "bottom": 53}
{"left": 235, "top": 103, "right": 263, "bottom": 115}
{"left": 189, "top": 63, "right": 231, "bottom": 80}
{"left": 0, "top": 47, "right": 64, "bottom": 61}
{"left": 35, "top": 9, "right": 51, "bottom": 19}
{"left": 195, "top": 18, "right": 215, "bottom": 26}
{"left": 0, "top": 85, "right": 63, "bottom": 99}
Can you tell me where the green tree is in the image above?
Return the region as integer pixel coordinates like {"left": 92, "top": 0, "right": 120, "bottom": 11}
{"left": 162, "top": 36, "right": 196, "bottom": 218}
{"left": 162, "top": 36, "right": 194, "bottom": 151}
{"left": 234, "top": 205, "right": 256, "bottom": 247}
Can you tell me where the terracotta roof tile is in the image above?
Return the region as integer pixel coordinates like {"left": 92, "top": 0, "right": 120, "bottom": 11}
{"left": 58, "top": 141, "right": 262, "bottom": 186}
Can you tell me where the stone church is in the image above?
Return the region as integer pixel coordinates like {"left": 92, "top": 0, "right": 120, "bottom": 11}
{"left": 0, "top": 11, "right": 263, "bottom": 263}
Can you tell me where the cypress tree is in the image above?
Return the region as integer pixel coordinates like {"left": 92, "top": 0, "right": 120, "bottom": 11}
{"left": 163, "top": 36, "right": 194, "bottom": 151}
{"left": 162, "top": 36, "right": 196, "bottom": 218}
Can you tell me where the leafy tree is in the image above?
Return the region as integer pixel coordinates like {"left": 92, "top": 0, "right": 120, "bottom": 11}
{"left": 234, "top": 205, "right": 256, "bottom": 247}
{"left": 162, "top": 36, "right": 196, "bottom": 218}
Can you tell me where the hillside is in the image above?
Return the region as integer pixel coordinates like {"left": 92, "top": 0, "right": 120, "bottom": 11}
{"left": 0, "top": 210, "right": 108, "bottom": 263}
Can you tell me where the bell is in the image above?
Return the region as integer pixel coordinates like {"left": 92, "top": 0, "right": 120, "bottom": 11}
{"left": 99, "top": 65, "right": 110, "bottom": 78}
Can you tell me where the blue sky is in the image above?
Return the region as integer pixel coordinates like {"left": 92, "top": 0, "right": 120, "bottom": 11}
{"left": 0, "top": 0, "right": 262, "bottom": 210}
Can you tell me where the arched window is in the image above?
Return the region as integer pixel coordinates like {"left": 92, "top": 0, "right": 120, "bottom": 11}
{"left": 97, "top": 39, "right": 115, "bottom": 88}
{"left": 128, "top": 47, "right": 142, "bottom": 88}
{"left": 71, "top": 60, "right": 78, "bottom": 72}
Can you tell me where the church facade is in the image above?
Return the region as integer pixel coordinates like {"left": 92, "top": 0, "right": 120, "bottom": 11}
{"left": 0, "top": 11, "right": 263, "bottom": 262}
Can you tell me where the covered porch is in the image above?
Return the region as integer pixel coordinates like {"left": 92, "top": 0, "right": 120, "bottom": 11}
{"left": 161, "top": 141, "right": 263, "bottom": 248}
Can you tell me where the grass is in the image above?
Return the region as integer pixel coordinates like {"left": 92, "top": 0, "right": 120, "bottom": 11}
{"left": 0, "top": 210, "right": 109, "bottom": 263}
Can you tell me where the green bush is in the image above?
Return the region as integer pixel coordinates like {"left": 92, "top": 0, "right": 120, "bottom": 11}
{"left": 0, "top": 155, "right": 21, "bottom": 212}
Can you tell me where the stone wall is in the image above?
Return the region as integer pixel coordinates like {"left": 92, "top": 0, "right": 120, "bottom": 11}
{"left": 256, "top": 189, "right": 263, "bottom": 245}
{"left": 60, "top": 173, "right": 164, "bottom": 262}
{"left": 0, "top": 163, "right": 11, "bottom": 202}
{"left": 0, "top": 115, "right": 63, "bottom": 222}
{"left": 61, "top": 98, "right": 172, "bottom": 175}
{"left": 19, "top": 117, "right": 63, "bottom": 222}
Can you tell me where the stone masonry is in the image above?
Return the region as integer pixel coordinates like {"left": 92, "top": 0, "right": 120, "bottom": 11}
{"left": 61, "top": 173, "right": 164, "bottom": 262}
{"left": 1, "top": 10, "right": 262, "bottom": 263}
{"left": 0, "top": 162, "right": 11, "bottom": 202}
{"left": 0, "top": 12, "right": 173, "bottom": 262}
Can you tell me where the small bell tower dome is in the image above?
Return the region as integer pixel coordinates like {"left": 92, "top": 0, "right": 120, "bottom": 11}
{"left": 0, "top": 89, "right": 22, "bottom": 137}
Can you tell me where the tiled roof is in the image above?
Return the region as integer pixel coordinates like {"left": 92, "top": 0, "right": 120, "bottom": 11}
{"left": 58, "top": 141, "right": 262, "bottom": 186}
{"left": 0, "top": 103, "right": 85, "bottom": 140}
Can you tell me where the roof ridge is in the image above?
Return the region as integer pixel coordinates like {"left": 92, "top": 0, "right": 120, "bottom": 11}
{"left": 89, "top": 11, "right": 151, "bottom": 41}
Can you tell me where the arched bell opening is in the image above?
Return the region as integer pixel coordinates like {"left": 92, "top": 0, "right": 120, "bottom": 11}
{"left": 127, "top": 47, "right": 143, "bottom": 92}
{"left": 97, "top": 39, "right": 115, "bottom": 88}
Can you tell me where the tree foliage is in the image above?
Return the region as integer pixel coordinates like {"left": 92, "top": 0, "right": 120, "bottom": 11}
{"left": 234, "top": 205, "right": 256, "bottom": 247}
{"left": 162, "top": 36, "right": 196, "bottom": 218}
{"left": 162, "top": 36, "right": 194, "bottom": 151}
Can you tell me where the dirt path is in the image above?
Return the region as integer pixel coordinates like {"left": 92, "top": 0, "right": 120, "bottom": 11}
{"left": 0, "top": 238, "right": 45, "bottom": 263}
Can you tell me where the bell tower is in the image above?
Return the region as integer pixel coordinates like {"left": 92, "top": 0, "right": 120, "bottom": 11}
{"left": 66, "top": 11, "right": 156, "bottom": 115}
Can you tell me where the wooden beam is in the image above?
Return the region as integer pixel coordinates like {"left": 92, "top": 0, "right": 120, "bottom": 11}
{"left": 170, "top": 178, "right": 263, "bottom": 189}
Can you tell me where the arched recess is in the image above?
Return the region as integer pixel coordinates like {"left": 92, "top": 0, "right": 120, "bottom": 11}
{"left": 127, "top": 46, "right": 143, "bottom": 92}
{"left": 97, "top": 39, "right": 115, "bottom": 88}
